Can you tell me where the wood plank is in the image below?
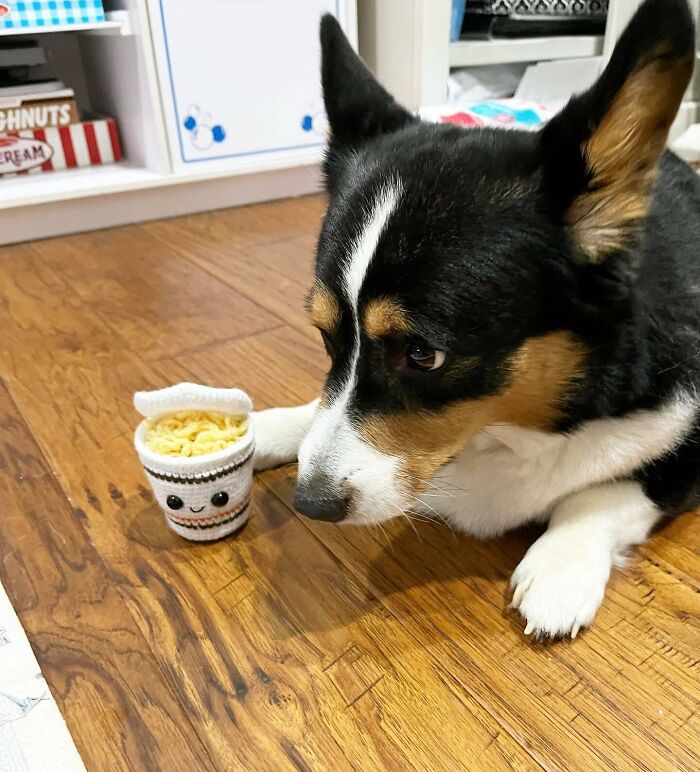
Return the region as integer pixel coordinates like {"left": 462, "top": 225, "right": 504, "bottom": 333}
{"left": 0, "top": 247, "right": 534, "bottom": 768}
{"left": 0, "top": 380, "right": 213, "bottom": 772}
{"left": 158, "top": 231, "right": 317, "bottom": 332}
{"left": 154, "top": 323, "right": 699, "bottom": 770}
{"left": 144, "top": 194, "right": 326, "bottom": 254}
{"left": 263, "top": 464, "right": 700, "bottom": 772}
{"left": 0, "top": 234, "right": 533, "bottom": 769}
{"left": 28, "top": 228, "right": 282, "bottom": 360}
{"left": 1, "top": 197, "right": 699, "bottom": 770}
{"left": 0, "top": 360, "right": 536, "bottom": 768}
{"left": 144, "top": 195, "right": 323, "bottom": 332}
{"left": 211, "top": 486, "right": 540, "bottom": 771}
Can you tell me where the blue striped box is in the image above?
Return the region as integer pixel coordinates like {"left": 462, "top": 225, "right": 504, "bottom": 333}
{"left": 0, "top": 1, "right": 106, "bottom": 29}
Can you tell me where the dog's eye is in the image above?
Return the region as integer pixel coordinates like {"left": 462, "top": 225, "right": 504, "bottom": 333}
{"left": 320, "top": 330, "right": 336, "bottom": 360}
{"left": 406, "top": 344, "right": 446, "bottom": 371}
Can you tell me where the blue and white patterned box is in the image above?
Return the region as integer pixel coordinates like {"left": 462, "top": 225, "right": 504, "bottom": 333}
{"left": 0, "top": 1, "right": 106, "bottom": 29}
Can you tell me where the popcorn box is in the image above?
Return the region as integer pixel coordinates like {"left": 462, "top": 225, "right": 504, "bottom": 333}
{"left": 0, "top": 1, "right": 106, "bottom": 29}
{"left": 0, "top": 118, "right": 122, "bottom": 176}
{"left": 134, "top": 383, "right": 255, "bottom": 542}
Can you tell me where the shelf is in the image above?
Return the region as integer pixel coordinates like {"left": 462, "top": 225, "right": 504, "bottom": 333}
{"left": 0, "top": 20, "right": 119, "bottom": 36}
{"left": 0, "top": 146, "right": 324, "bottom": 209}
{"left": 449, "top": 35, "right": 604, "bottom": 67}
{"left": 0, "top": 163, "right": 164, "bottom": 209}
{"left": 0, "top": 11, "right": 131, "bottom": 37}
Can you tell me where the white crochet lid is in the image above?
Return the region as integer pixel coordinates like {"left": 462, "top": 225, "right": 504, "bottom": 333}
{"left": 133, "top": 382, "right": 255, "bottom": 475}
{"left": 134, "top": 382, "right": 253, "bottom": 419}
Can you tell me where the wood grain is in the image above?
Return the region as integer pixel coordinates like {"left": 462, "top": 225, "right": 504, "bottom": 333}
{"left": 0, "top": 193, "right": 698, "bottom": 771}
{"left": 0, "top": 381, "right": 213, "bottom": 771}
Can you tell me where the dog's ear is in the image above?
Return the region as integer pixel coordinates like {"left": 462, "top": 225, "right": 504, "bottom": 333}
{"left": 320, "top": 14, "right": 415, "bottom": 183}
{"left": 541, "top": 0, "right": 695, "bottom": 263}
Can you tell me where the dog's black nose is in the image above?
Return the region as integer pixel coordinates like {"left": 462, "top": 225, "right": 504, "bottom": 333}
{"left": 293, "top": 478, "right": 349, "bottom": 522}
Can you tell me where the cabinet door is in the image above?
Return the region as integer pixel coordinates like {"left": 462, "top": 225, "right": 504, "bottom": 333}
{"left": 149, "top": 0, "right": 351, "bottom": 173}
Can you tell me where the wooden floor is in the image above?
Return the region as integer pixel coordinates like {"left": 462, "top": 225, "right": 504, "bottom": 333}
{"left": 1, "top": 195, "right": 699, "bottom": 772}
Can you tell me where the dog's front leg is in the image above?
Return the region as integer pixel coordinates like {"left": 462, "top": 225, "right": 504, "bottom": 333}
{"left": 509, "top": 480, "right": 661, "bottom": 639}
{"left": 252, "top": 399, "right": 319, "bottom": 471}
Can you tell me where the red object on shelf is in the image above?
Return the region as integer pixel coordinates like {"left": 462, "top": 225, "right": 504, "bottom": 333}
{"left": 0, "top": 118, "right": 122, "bottom": 177}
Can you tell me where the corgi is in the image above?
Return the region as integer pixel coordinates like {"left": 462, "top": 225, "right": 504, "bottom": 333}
{"left": 253, "top": 0, "right": 700, "bottom": 639}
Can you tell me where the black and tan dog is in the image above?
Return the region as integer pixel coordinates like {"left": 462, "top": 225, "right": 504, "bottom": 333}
{"left": 253, "top": 0, "right": 700, "bottom": 638}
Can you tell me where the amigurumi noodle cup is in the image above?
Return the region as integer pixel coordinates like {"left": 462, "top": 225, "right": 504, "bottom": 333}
{"left": 134, "top": 383, "right": 255, "bottom": 541}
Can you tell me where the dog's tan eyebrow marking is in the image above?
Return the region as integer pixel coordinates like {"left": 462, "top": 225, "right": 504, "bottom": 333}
{"left": 363, "top": 297, "right": 410, "bottom": 340}
{"left": 307, "top": 282, "right": 341, "bottom": 332}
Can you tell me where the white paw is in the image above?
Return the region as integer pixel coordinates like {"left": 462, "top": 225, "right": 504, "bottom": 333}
{"left": 252, "top": 401, "right": 318, "bottom": 472}
{"left": 510, "top": 532, "right": 612, "bottom": 640}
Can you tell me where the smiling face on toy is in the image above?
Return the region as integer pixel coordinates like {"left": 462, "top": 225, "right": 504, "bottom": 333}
{"left": 163, "top": 488, "right": 230, "bottom": 516}
{"left": 152, "top": 473, "right": 247, "bottom": 527}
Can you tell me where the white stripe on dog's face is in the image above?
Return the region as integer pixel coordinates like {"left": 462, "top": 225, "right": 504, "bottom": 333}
{"left": 298, "top": 181, "right": 410, "bottom": 523}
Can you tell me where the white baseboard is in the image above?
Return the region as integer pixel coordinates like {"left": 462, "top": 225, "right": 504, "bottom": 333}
{"left": 2, "top": 164, "right": 322, "bottom": 246}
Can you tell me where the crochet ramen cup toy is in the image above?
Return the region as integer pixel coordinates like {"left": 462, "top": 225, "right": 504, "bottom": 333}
{"left": 133, "top": 383, "right": 255, "bottom": 541}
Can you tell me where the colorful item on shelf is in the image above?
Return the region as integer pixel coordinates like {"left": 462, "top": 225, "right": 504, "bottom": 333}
{"left": 0, "top": 0, "right": 105, "bottom": 30}
{"left": 450, "top": 0, "right": 466, "bottom": 42}
{"left": 0, "top": 117, "right": 121, "bottom": 176}
{"left": 420, "top": 99, "right": 560, "bottom": 131}
{"left": 0, "top": 95, "right": 79, "bottom": 132}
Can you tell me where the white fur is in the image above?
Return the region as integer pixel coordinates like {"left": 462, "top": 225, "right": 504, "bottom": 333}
{"left": 252, "top": 400, "right": 319, "bottom": 471}
{"left": 254, "top": 391, "right": 696, "bottom": 637}
{"left": 296, "top": 181, "right": 409, "bottom": 521}
{"left": 343, "top": 181, "right": 402, "bottom": 308}
{"left": 509, "top": 480, "right": 660, "bottom": 638}
{"left": 426, "top": 393, "right": 696, "bottom": 539}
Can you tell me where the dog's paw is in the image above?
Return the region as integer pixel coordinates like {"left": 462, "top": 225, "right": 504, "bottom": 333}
{"left": 510, "top": 532, "right": 612, "bottom": 640}
{"left": 252, "top": 401, "right": 318, "bottom": 471}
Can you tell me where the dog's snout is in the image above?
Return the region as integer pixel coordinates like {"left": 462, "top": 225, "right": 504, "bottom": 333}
{"left": 293, "top": 476, "right": 349, "bottom": 523}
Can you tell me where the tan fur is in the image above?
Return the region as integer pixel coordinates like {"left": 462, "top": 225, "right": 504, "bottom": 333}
{"left": 570, "top": 49, "right": 694, "bottom": 261}
{"left": 360, "top": 331, "right": 587, "bottom": 491}
{"left": 308, "top": 282, "right": 341, "bottom": 333}
{"left": 444, "top": 355, "right": 479, "bottom": 385}
{"left": 363, "top": 297, "right": 410, "bottom": 340}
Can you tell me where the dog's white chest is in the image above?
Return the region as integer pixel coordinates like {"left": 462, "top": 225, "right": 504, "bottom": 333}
{"left": 428, "top": 427, "right": 564, "bottom": 537}
{"left": 424, "top": 396, "right": 696, "bottom": 538}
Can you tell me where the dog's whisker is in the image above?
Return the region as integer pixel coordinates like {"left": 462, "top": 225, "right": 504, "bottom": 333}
{"left": 401, "top": 474, "right": 457, "bottom": 498}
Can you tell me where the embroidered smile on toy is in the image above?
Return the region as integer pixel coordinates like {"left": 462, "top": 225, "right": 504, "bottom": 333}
{"left": 134, "top": 383, "right": 255, "bottom": 542}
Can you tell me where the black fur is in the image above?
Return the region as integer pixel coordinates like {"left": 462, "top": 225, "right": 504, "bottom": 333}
{"left": 315, "top": 2, "right": 700, "bottom": 513}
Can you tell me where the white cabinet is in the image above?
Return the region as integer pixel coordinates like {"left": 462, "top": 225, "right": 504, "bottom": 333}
{"left": 0, "top": 0, "right": 357, "bottom": 244}
{"left": 149, "top": 0, "right": 352, "bottom": 173}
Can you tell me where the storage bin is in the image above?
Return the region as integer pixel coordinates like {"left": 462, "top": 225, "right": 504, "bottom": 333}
{"left": 0, "top": 117, "right": 121, "bottom": 176}
{"left": 0, "top": 1, "right": 106, "bottom": 29}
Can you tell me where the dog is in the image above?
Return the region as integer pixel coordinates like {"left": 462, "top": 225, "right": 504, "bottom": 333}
{"left": 253, "top": 0, "right": 700, "bottom": 639}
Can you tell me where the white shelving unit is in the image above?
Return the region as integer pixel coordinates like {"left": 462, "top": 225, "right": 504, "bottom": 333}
{"left": 449, "top": 34, "right": 603, "bottom": 68}
{"left": 359, "top": 0, "right": 698, "bottom": 110}
{"left": 0, "top": 0, "right": 357, "bottom": 245}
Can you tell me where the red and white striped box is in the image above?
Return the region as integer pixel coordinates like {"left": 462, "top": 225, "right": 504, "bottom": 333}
{"left": 0, "top": 118, "right": 122, "bottom": 177}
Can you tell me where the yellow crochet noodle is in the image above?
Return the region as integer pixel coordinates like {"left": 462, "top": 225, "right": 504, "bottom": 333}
{"left": 145, "top": 411, "right": 248, "bottom": 457}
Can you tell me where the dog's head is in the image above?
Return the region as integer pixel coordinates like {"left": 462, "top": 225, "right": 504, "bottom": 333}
{"left": 294, "top": 0, "right": 695, "bottom": 524}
